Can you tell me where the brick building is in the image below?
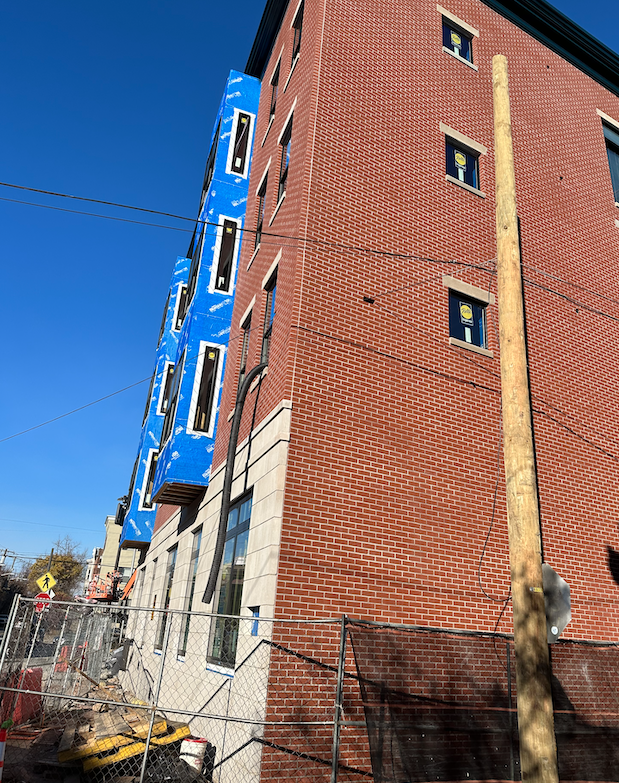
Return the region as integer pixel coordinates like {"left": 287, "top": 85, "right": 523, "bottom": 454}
{"left": 121, "top": 0, "right": 619, "bottom": 777}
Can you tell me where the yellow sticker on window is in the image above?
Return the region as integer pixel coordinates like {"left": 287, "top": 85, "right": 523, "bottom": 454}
{"left": 459, "top": 302, "right": 474, "bottom": 324}
{"left": 451, "top": 31, "right": 462, "bottom": 47}
{"left": 454, "top": 151, "right": 467, "bottom": 168}
{"left": 208, "top": 351, "right": 216, "bottom": 359}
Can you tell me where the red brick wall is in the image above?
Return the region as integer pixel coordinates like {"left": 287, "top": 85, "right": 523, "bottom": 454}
{"left": 153, "top": 503, "right": 179, "bottom": 535}
{"left": 215, "top": 0, "right": 619, "bottom": 641}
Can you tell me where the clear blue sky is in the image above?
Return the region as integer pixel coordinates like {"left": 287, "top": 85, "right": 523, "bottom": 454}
{"left": 0, "top": 0, "right": 613, "bottom": 572}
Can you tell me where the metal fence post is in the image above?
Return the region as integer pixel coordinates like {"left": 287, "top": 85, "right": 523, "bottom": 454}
{"left": 138, "top": 610, "right": 174, "bottom": 783}
{"left": 0, "top": 593, "right": 21, "bottom": 674}
{"left": 330, "top": 615, "right": 347, "bottom": 783}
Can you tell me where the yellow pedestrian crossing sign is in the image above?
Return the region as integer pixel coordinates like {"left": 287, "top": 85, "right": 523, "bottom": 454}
{"left": 36, "top": 572, "right": 57, "bottom": 592}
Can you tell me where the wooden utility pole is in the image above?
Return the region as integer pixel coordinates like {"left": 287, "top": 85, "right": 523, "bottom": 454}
{"left": 492, "top": 55, "right": 559, "bottom": 783}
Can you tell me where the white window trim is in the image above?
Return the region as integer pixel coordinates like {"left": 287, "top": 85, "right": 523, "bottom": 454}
{"left": 597, "top": 108, "right": 619, "bottom": 131}
{"left": 261, "top": 117, "right": 275, "bottom": 147}
{"left": 445, "top": 174, "right": 486, "bottom": 197}
{"left": 277, "top": 100, "right": 297, "bottom": 144}
{"left": 208, "top": 215, "right": 242, "bottom": 296}
{"left": 225, "top": 108, "right": 256, "bottom": 179}
{"left": 238, "top": 296, "right": 256, "bottom": 331}
{"left": 442, "top": 275, "right": 495, "bottom": 304}
{"left": 269, "top": 194, "right": 286, "bottom": 225}
{"left": 290, "top": 0, "right": 304, "bottom": 29}
{"left": 284, "top": 55, "right": 299, "bottom": 91}
{"left": 449, "top": 337, "right": 494, "bottom": 357}
{"left": 160, "top": 348, "right": 186, "bottom": 450}
{"left": 138, "top": 449, "right": 158, "bottom": 512}
{"left": 186, "top": 341, "right": 226, "bottom": 439}
{"left": 255, "top": 159, "right": 271, "bottom": 197}
{"left": 442, "top": 47, "right": 479, "bottom": 70}
{"left": 156, "top": 361, "right": 175, "bottom": 416}
{"left": 262, "top": 249, "right": 282, "bottom": 290}
{"left": 437, "top": 5, "right": 479, "bottom": 37}
{"left": 440, "top": 122, "right": 487, "bottom": 155}
{"left": 247, "top": 245, "right": 261, "bottom": 270}
{"left": 171, "top": 283, "right": 184, "bottom": 332}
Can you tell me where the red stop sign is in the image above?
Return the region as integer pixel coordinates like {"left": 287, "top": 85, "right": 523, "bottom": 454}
{"left": 34, "top": 592, "right": 51, "bottom": 613}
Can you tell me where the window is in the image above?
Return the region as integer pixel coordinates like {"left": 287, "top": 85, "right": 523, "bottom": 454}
{"left": 261, "top": 274, "right": 277, "bottom": 363}
{"left": 442, "top": 20, "right": 472, "bottom": 62}
{"left": 230, "top": 112, "right": 252, "bottom": 176}
{"left": 448, "top": 293, "right": 486, "bottom": 348}
{"left": 269, "top": 63, "right": 280, "bottom": 122}
{"left": 200, "top": 119, "right": 221, "bottom": 211}
{"left": 158, "top": 362, "right": 175, "bottom": 415}
{"left": 157, "top": 292, "right": 170, "bottom": 347}
{"left": 214, "top": 220, "right": 238, "bottom": 293}
{"left": 291, "top": 1, "right": 304, "bottom": 64}
{"left": 127, "top": 456, "right": 139, "bottom": 506}
{"left": 238, "top": 315, "right": 252, "bottom": 390}
{"left": 141, "top": 450, "right": 159, "bottom": 510}
{"left": 149, "top": 559, "right": 158, "bottom": 619}
{"left": 182, "top": 226, "right": 205, "bottom": 320}
{"left": 446, "top": 139, "right": 479, "bottom": 189}
{"left": 603, "top": 122, "right": 619, "bottom": 202}
{"left": 278, "top": 120, "right": 293, "bottom": 202}
{"left": 208, "top": 494, "right": 252, "bottom": 667}
{"left": 255, "top": 177, "right": 268, "bottom": 249}
{"left": 155, "top": 546, "right": 177, "bottom": 651}
{"left": 179, "top": 528, "right": 202, "bottom": 657}
{"left": 192, "top": 345, "right": 221, "bottom": 434}
{"left": 142, "top": 372, "right": 156, "bottom": 425}
{"left": 161, "top": 350, "right": 185, "bottom": 446}
{"left": 174, "top": 286, "right": 188, "bottom": 331}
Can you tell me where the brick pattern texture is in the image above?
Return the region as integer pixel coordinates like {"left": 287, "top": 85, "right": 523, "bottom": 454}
{"left": 213, "top": 0, "right": 619, "bottom": 644}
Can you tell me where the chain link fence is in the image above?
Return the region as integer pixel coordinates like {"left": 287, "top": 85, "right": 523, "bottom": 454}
{"left": 3, "top": 599, "right": 619, "bottom": 783}
{"left": 0, "top": 598, "right": 371, "bottom": 783}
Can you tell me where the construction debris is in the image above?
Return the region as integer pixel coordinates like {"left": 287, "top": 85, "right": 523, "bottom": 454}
{"left": 3, "top": 681, "right": 195, "bottom": 782}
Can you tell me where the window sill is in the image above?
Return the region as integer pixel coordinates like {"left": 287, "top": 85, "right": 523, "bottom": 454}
{"left": 227, "top": 408, "right": 236, "bottom": 422}
{"left": 247, "top": 244, "right": 260, "bottom": 270}
{"left": 261, "top": 116, "right": 275, "bottom": 147}
{"left": 445, "top": 174, "right": 485, "bottom": 198}
{"left": 207, "top": 663, "right": 235, "bottom": 678}
{"left": 442, "top": 46, "right": 478, "bottom": 71}
{"left": 449, "top": 337, "right": 494, "bottom": 358}
{"left": 615, "top": 201, "right": 619, "bottom": 208}
{"left": 269, "top": 193, "right": 286, "bottom": 225}
{"left": 284, "top": 54, "right": 299, "bottom": 92}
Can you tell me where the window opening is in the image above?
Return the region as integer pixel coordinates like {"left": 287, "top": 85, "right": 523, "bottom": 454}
{"left": 603, "top": 123, "right": 619, "bottom": 202}
{"left": 278, "top": 122, "right": 292, "bottom": 201}
{"left": 142, "top": 373, "right": 156, "bottom": 425}
{"left": 446, "top": 139, "right": 479, "bottom": 189}
{"left": 231, "top": 113, "right": 252, "bottom": 175}
{"left": 442, "top": 20, "right": 473, "bottom": 61}
{"left": 161, "top": 350, "right": 185, "bottom": 446}
{"left": 159, "top": 363, "right": 175, "bottom": 415}
{"left": 142, "top": 451, "right": 159, "bottom": 510}
{"left": 157, "top": 292, "right": 170, "bottom": 347}
{"left": 181, "top": 226, "right": 204, "bottom": 322}
{"left": 149, "top": 559, "right": 158, "bottom": 619}
{"left": 175, "top": 286, "right": 188, "bottom": 330}
{"left": 269, "top": 64, "right": 280, "bottom": 121}
{"left": 127, "top": 456, "right": 139, "bottom": 507}
{"left": 155, "top": 546, "right": 177, "bottom": 651}
{"left": 261, "top": 275, "right": 277, "bottom": 363}
{"left": 238, "top": 315, "right": 252, "bottom": 390}
{"left": 448, "top": 292, "right": 487, "bottom": 348}
{"left": 193, "top": 346, "right": 221, "bottom": 433}
{"left": 208, "top": 494, "right": 252, "bottom": 667}
{"left": 291, "top": 2, "right": 304, "bottom": 64}
{"left": 256, "top": 177, "right": 268, "bottom": 249}
{"left": 201, "top": 119, "right": 221, "bottom": 210}
{"left": 215, "top": 220, "right": 237, "bottom": 292}
{"left": 179, "top": 528, "right": 202, "bottom": 656}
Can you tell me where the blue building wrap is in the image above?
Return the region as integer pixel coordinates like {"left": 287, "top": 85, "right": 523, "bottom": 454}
{"left": 119, "top": 255, "right": 189, "bottom": 548}
{"left": 151, "top": 71, "right": 260, "bottom": 507}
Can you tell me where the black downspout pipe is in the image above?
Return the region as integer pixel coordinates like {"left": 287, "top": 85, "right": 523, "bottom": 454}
{"left": 201, "top": 362, "right": 267, "bottom": 605}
